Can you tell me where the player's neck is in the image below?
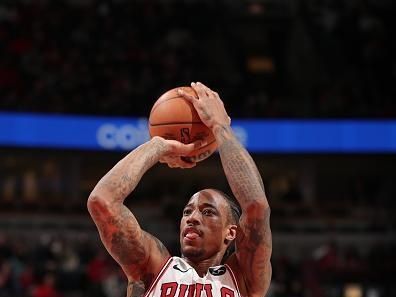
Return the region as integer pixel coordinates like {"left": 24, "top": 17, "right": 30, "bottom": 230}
{"left": 182, "top": 254, "right": 224, "bottom": 277}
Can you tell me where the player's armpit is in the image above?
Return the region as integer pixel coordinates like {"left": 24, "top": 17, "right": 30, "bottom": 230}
{"left": 87, "top": 196, "right": 170, "bottom": 281}
{"left": 233, "top": 201, "right": 272, "bottom": 297}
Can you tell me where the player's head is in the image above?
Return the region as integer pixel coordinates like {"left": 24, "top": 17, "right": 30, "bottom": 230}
{"left": 180, "top": 189, "right": 241, "bottom": 262}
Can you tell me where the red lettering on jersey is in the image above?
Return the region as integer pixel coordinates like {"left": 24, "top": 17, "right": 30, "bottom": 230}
{"left": 177, "top": 284, "right": 188, "bottom": 297}
{"left": 187, "top": 284, "right": 195, "bottom": 297}
{"left": 160, "top": 282, "right": 228, "bottom": 297}
{"left": 204, "top": 284, "right": 213, "bottom": 297}
{"left": 195, "top": 283, "right": 203, "bottom": 297}
{"left": 160, "top": 282, "right": 178, "bottom": 297}
{"left": 221, "top": 287, "right": 235, "bottom": 297}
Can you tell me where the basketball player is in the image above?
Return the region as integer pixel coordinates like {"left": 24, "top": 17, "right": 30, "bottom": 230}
{"left": 88, "top": 82, "right": 272, "bottom": 297}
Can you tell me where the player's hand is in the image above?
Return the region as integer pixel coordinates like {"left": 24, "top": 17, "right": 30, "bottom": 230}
{"left": 159, "top": 155, "right": 195, "bottom": 169}
{"left": 154, "top": 137, "right": 205, "bottom": 169}
{"left": 177, "top": 82, "right": 231, "bottom": 131}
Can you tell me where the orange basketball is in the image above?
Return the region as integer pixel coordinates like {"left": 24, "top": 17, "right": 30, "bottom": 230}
{"left": 149, "top": 86, "right": 217, "bottom": 163}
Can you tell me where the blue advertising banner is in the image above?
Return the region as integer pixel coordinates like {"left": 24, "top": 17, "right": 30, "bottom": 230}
{"left": 0, "top": 112, "right": 395, "bottom": 153}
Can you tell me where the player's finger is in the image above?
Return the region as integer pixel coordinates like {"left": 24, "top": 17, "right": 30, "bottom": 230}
{"left": 167, "top": 162, "right": 178, "bottom": 168}
{"left": 160, "top": 155, "right": 177, "bottom": 164}
{"left": 176, "top": 140, "right": 206, "bottom": 154}
{"left": 197, "top": 82, "right": 213, "bottom": 97}
{"left": 192, "top": 139, "right": 207, "bottom": 150}
{"left": 213, "top": 91, "right": 220, "bottom": 99}
{"left": 191, "top": 82, "right": 207, "bottom": 99}
{"left": 167, "top": 158, "right": 196, "bottom": 169}
{"left": 177, "top": 89, "right": 199, "bottom": 107}
{"left": 162, "top": 155, "right": 175, "bottom": 161}
{"left": 177, "top": 158, "right": 197, "bottom": 169}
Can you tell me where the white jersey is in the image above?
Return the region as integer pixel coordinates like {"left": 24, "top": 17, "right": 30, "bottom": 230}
{"left": 144, "top": 257, "right": 241, "bottom": 297}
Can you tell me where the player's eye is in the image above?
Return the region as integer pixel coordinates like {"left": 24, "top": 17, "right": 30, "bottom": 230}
{"left": 183, "top": 208, "right": 192, "bottom": 216}
{"left": 202, "top": 208, "right": 215, "bottom": 216}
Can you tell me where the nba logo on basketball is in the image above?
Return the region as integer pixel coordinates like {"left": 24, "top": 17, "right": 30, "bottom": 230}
{"left": 180, "top": 128, "right": 190, "bottom": 144}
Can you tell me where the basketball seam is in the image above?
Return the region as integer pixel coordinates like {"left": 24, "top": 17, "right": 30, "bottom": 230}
{"left": 150, "top": 96, "right": 190, "bottom": 116}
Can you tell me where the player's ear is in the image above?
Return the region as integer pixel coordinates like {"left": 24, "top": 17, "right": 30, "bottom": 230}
{"left": 225, "top": 224, "right": 237, "bottom": 242}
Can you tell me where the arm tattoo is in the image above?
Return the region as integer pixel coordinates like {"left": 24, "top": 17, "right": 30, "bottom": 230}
{"left": 127, "top": 280, "right": 145, "bottom": 297}
{"left": 216, "top": 126, "right": 272, "bottom": 294}
{"left": 91, "top": 202, "right": 146, "bottom": 268}
{"left": 93, "top": 138, "right": 167, "bottom": 203}
{"left": 216, "top": 126, "right": 267, "bottom": 205}
{"left": 239, "top": 207, "right": 272, "bottom": 250}
{"left": 88, "top": 138, "right": 169, "bottom": 278}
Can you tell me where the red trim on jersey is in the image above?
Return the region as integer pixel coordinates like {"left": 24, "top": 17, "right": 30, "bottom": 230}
{"left": 144, "top": 256, "right": 173, "bottom": 297}
{"left": 224, "top": 264, "right": 242, "bottom": 297}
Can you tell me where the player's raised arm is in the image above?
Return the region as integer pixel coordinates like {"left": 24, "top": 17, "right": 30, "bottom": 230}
{"left": 87, "top": 136, "right": 202, "bottom": 284}
{"left": 179, "top": 82, "right": 272, "bottom": 297}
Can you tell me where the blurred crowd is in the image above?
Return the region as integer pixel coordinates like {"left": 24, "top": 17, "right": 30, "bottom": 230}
{"left": 1, "top": 154, "right": 395, "bottom": 233}
{"left": 0, "top": 0, "right": 395, "bottom": 118}
{"left": 269, "top": 241, "right": 396, "bottom": 297}
{"left": 2, "top": 153, "right": 396, "bottom": 250}
{"left": 0, "top": 233, "right": 395, "bottom": 297}
{"left": 0, "top": 233, "right": 126, "bottom": 297}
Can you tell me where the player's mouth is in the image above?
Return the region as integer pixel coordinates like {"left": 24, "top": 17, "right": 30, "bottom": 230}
{"left": 183, "top": 227, "right": 202, "bottom": 240}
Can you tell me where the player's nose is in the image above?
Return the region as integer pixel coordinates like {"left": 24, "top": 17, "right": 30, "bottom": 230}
{"left": 186, "top": 209, "right": 201, "bottom": 225}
